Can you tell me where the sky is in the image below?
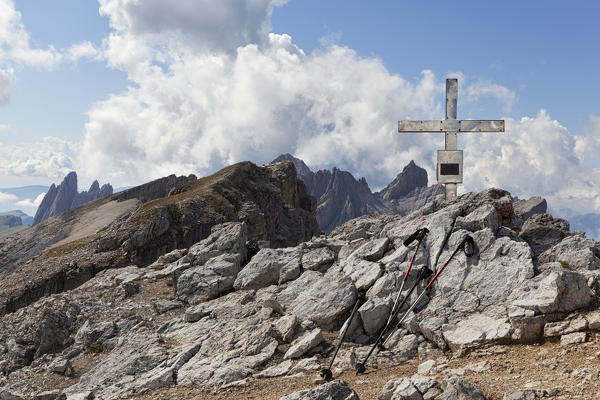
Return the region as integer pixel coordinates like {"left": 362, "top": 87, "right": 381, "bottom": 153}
{"left": 0, "top": 0, "right": 599, "bottom": 229}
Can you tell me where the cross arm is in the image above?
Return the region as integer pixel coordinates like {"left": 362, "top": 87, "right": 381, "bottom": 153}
{"left": 458, "top": 120, "right": 504, "bottom": 132}
{"left": 398, "top": 119, "right": 505, "bottom": 133}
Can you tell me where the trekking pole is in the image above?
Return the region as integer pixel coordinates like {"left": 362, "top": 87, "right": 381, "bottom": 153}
{"left": 356, "top": 235, "right": 475, "bottom": 375}
{"left": 354, "top": 265, "right": 432, "bottom": 375}
{"left": 384, "top": 228, "right": 429, "bottom": 329}
{"left": 320, "top": 291, "right": 366, "bottom": 381}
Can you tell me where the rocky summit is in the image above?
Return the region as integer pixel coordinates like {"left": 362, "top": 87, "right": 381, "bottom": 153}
{"left": 0, "top": 162, "right": 599, "bottom": 399}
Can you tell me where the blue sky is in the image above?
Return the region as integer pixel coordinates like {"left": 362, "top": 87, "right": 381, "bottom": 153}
{"left": 0, "top": 0, "right": 599, "bottom": 233}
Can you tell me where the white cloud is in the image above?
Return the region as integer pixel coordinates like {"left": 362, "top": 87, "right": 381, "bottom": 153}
{"left": 464, "top": 80, "right": 517, "bottom": 114}
{"left": 0, "top": 136, "right": 78, "bottom": 180}
{"left": 0, "top": 191, "right": 17, "bottom": 203}
{"left": 462, "top": 110, "right": 600, "bottom": 215}
{"left": 98, "top": 0, "right": 287, "bottom": 54}
{"left": 0, "top": 67, "right": 12, "bottom": 105}
{"left": 0, "top": 123, "right": 10, "bottom": 131}
{"left": 67, "top": 41, "right": 100, "bottom": 63}
{"left": 2, "top": 0, "right": 598, "bottom": 227}
{"left": 15, "top": 192, "right": 45, "bottom": 208}
{"left": 0, "top": 0, "right": 62, "bottom": 68}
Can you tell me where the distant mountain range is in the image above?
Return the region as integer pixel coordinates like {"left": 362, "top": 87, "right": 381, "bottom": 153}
{"left": 271, "top": 154, "right": 444, "bottom": 232}
{"left": 33, "top": 172, "right": 113, "bottom": 225}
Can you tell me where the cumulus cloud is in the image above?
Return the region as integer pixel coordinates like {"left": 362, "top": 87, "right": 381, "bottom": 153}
{"left": 0, "top": 136, "right": 78, "bottom": 180}
{"left": 67, "top": 41, "right": 100, "bottom": 63}
{"left": 76, "top": 0, "right": 600, "bottom": 221}
{"left": 0, "top": 191, "right": 17, "bottom": 203}
{"left": 15, "top": 192, "right": 45, "bottom": 208}
{"left": 0, "top": 0, "right": 62, "bottom": 68}
{"left": 99, "top": 0, "right": 287, "bottom": 54}
{"left": 462, "top": 111, "right": 600, "bottom": 215}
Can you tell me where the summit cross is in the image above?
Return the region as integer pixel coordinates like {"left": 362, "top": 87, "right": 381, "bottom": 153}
{"left": 398, "top": 78, "right": 505, "bottom": 200}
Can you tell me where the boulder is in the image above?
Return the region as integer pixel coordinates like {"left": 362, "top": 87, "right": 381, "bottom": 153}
{"left": 176, "top": 254, "right": 242, "bottom": 304}
{"left": 277, "top": 269, "right": 358, "bottom": 329}
{"left": 436, "top": 374, "right": 485, "bottom": 400}
{"left": 513, "top": 196, "right": 547, "bottom": 221}
{"left": 279, "top": 380, "right": 359, "bottom": 400}
{"left": 302, "top": 247, "right": 335, "bottom": 271}
{"left": 538, "top": 234, "right": 600, "bottom": 270}
{"left": 284, "top": 329, "right": 323, "bottom": 359}
{"left": 234, "top": 247, "right": 302, "bottom": 290}
{"left": 519, "top": 213, "right": 569, "bottom": 257}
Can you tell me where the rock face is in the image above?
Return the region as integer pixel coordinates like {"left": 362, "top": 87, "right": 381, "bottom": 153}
{"left": 33, "top": 172, "right": 114, "bottom": 225}
{"left": 379, "top": 160, "right": 428, "bottom": 201}
{"left": 270, "top": 155, "right": 443, "bottom": 233}
{"left": 0, "top": 161, "right": 319, "bottom": 315}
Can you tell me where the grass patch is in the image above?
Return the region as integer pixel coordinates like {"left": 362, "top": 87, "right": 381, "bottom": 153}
{"left": 559, "top": 260, "right": 573, "bottom": 270}
{"left": 42, "top": 234, "right": 97, "bottom": 259}
{"left": 89, "top": 343, "right": 103, "bottom": 354}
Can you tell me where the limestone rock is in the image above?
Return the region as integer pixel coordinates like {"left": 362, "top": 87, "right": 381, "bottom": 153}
{"left": 390, "top": 378, "right": 422, "bottom": 400}
{"left": 513, "top": 196, "right": 547, "bottom": 221}
{"left": 176, "top": 254, "right": 242, "bottom": 304}
{"left": 284, "top": 329, "right": 323, "bottom": 359}
{"left": 442, "top": 314, "right": 511, "bottom": 352}
{"left": 0, "top": 389, "right": 24, "bottom": 400}
{"left": 275, "top": 314, "right": 299, "bottom": 342}
{"left": 302, "top": 247, "right": 335, "bottom": 270}
{"left": 277, "top": 269, "right": 358, "bottom": 329}
{"left": 279, "top": 380, "right": 359, "bottom": 400}
{"left": 34, "top": 390, "right": 66, "bottom": 400}
{"left": 510, "top": 266, "right": 592, "bottom": 315}
{"left": 454, "top": 203, "right": 502, "bottom": 234}
{"left": 437, "top": 374, "right": 486, "bottom": 400}
{"left": 538, "top": 234, "right": 600, "bottom": 270}
{"left": 560, "top": 332, "right": 586, "bottom": 346}
{"left": 519, "top": 213, "right": 569, "bottom": 257}
{"left": 256, "top": 360, "right": 293, "bottom": 378}
{"left": 234, "top": 247, "right": 302, "bottom": 290}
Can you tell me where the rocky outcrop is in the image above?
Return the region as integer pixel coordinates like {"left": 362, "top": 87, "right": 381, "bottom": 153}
{"left": 0, "top": 161, "right": 319, "bottom": 316}
{"left": 33, "top": 172, "right": 114, "bottom": 225}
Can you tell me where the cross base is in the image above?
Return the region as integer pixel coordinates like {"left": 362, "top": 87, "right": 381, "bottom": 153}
{"left": 445, "top": 183, "right": 457, "bottom": 200}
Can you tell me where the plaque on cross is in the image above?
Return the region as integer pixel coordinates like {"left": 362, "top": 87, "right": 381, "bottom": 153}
{"left": 398, "top": 78, "right": 505, "bottom": 200}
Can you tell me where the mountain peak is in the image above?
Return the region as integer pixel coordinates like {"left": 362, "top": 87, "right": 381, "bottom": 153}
{"left": 379, "top": 160, "right": 428, "bottom": 201}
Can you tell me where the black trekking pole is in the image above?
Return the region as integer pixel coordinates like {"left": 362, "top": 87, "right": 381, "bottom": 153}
{"left": 320, "top": 291, "right": 366, "bottom": 381}
{"left": 354, "top": 265, "right": 432, "bottom": 375}
{"left": 356, "top": 235, "right": 475, "bottom": 375}
{"left": 384, "top": 228, "right": 429, "bottom": 329}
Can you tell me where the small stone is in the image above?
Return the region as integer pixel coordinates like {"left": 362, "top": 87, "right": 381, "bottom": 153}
{"left": 560, "top": 332, "right": 586, "bottom": 346}
{"left": 275, "top": 314, "right": 299, "bottom": 342}
{"left": 284, "top": 329, "right": 323, "bottom": 359}
{"left": 34, "top": 391, "right": 66, "bottom": 400}
{"left": 467, "top": 360, "right": 491, "bottom": 373}
{"left": 418, "top": 360, "right": 436, "bottom": 375}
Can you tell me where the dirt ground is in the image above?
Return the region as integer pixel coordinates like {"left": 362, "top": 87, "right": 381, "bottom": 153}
{"left": 128, "top": 332, "right": 600, "bottom": 400}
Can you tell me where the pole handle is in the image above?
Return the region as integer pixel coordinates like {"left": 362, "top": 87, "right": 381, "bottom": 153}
{"left": 403, "top": 227, "right": 429, "bottom": 247}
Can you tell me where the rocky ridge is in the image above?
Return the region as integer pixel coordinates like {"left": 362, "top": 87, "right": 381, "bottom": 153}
{"left": 271, "top": 154, "right": 444, "bottom": 233}
{"left": 1, "top": 182, "right": 599, "bottom": 399}
{"left": 0, "top": 161, "right": 319, "bottom": 316}
{"left": 33, "top": 172, "right": 114, "bottom": 226}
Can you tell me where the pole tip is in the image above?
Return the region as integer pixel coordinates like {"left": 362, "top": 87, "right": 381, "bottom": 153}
{"left": 355, "top": 363, "right": 366, "bottom": 375}
{"left": 320, "top": 369, "right": 333, "bottom": 381}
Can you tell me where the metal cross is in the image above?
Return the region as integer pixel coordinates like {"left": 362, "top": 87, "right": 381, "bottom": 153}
{"left": 398, "top": 78, "right": 505, "bottom": 200}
